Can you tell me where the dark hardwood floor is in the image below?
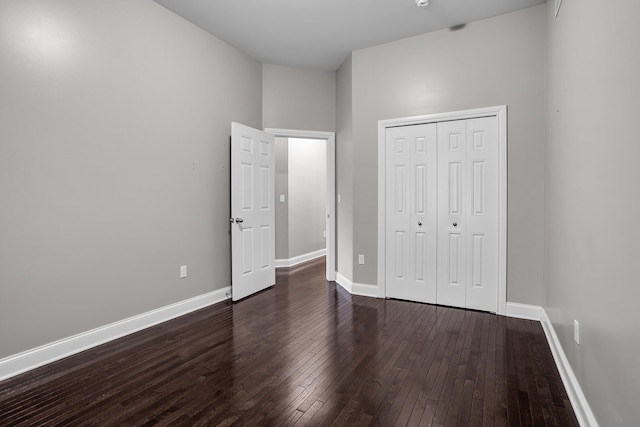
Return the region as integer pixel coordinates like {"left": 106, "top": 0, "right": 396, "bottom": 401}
{"left": 0, "top": 258, "right": 578, "bottom": 426}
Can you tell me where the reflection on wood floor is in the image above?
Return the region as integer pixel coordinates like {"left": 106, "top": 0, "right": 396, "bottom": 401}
{"left": 0, "top": 257, "right": 578, "bottom": 426}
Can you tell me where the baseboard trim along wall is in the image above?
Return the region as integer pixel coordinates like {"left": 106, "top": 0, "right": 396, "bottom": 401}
{"left": 335, "top": 272, "right": 353, "bottom": 293}
{"left": 539, "top": 308, "right": 600, "bottom": 427}
{"left": 335, "top": 273, "right": 379, "bottom": 298}
{"left": 275, "top": 248, "right": 326, "bottom": 268}
{"left": 504, "top": 301, "right": 544, "bottom": 321}
{"left": 335, "top": 272, "right": 355, "bottom": 297}
{"left": 0, "top": 284, "right": 599, "bottom": 427}
{"left": 505, "top": 303, "right": 599, "bottom": 427}
{"left": 0, "top": 286, "right": 231, "bottom": 382}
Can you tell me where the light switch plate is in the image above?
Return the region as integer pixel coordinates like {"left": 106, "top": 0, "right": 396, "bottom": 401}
{"left": 279, "top": 194, "right": 285, "bottom": 202}
{"left": 180, "top": 265, "right": 187, "bottom": 278}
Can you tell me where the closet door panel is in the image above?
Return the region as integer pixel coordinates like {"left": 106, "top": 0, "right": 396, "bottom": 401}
{"left": 385, "top": 124, "right": 437, "bottom": 303}
{"left": 465, "top": 116, "right": 499, "bottom": 312}
{"left": 436, "top": 120, "right": 467, "bottom": 309}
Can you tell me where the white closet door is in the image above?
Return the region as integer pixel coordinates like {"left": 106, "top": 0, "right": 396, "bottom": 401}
{"left": 436, "top": 120, "right": 468, "bottom": 308}
{"left": 436, "top": 117, "right": 499, "bottom": 312}
{"left": 385, "top": 124, "right": 437, "bottom": 303}
{"left": 464, "top": 117, "right": 499, "bottom": 312}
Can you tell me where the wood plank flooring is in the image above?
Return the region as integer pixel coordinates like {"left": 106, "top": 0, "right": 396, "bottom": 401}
{"left": 0, "top": 258, "right": 578, "bottom": 426}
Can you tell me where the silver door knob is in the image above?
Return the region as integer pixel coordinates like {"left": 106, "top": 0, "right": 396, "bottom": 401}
{"left": 452, "top": 222, "right": 458, "bottom": 227}
{"left": 418, "top": 221, "right": 422, "bottom": 226}
{"left": 235, "top": 218, "right": 244, "bottom": 223}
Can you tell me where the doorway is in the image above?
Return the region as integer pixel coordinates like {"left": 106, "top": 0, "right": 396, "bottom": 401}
{"left": 266, "top": 128, "right": 336, "bottom": 282}
{"left": 274, "top": 137, "right": 326, "bottom": 266}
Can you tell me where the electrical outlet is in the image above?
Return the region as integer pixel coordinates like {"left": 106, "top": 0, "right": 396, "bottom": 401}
{"left": 338, "top": 194, "right": 341, "bottom": 204}
{"left": 180, "top": 265, "right": 187, "bottom": 279}
{"left": 323, "top": 230, "right": 326, "bottom": 238}
{"left": 574, "top": 319, "right": 580, "bottom": 345}
{"left": 358, "top": 254, "right": 365, "bottom": 265}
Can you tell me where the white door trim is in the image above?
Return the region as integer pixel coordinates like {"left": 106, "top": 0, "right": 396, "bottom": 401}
{"left": 265, "top": 128, "right": 336, "bottom": 282}
{"left": 377, "top": 106, "right": 507, "bottom": 315}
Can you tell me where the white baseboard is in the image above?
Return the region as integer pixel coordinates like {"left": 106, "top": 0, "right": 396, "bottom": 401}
{"left": 352, "top": 283, "right": 379, "bottom": 298}
{"left": 504, "top": 302, "right": 598, "bottom": 426}
{"left": 539, "top": 308, "right": 599, "bottom": 427}
{"left": 0, "top": 286, "right": 231, "bottom": 382}
{"left": 505, "top": 302, "right": 543, "bottom": 321}
{"left": 0, "top": 285, "right": 599, "bottom": 427}
{"left": 335, "top": 272, "right": 353, "bottom": 293}
{"left": 335, "top": 272, "right": 379, "bottom": 298}
{"left": 275, "top": 249, "right": 326, "bottom": 268}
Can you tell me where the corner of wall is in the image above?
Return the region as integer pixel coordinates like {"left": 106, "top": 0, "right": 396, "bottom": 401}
{"left": 335, "top": 55, "right": 354, "bottom": 281}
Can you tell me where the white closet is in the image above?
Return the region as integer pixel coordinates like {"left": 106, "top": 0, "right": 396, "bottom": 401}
{"left": 385, "top": 116, "right": 499, "bottom": 312}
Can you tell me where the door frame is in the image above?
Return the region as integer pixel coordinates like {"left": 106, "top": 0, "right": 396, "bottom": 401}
{"left": 265, "top": 128, "right": 336, "bottom": 282}
{"left": 376, "top": 106, "right": 507, "bottom": 315}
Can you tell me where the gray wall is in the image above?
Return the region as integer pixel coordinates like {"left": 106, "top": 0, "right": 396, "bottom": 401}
{"left": 347, "top": 5, "right": 547, "bottom": 305}
{"left": 288, "top": 139, "right": 327, "bottom": 258}
{"left": 274, "top": 137, "right": 289, "bottom": 260}
{"left": 262, "top": 64, "right": 336, "bottom": 132}
{"left": 545, "top": 1, "right": 640, "bottom": 425}
{"left": 335, "top": 56, "right": 354, "bottom": 280}
{"left": 0, "top": 0, "right": 262, "bottom": 358}
{"left": 7, "top": 7, "right": 637, "bottom": 424}
{"left": 263, "top": 63, "right": 335, "bottom": 263}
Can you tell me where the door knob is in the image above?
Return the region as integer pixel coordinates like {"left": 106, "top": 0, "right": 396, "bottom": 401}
{"left": 452, "top": 222, "right": 458, "bottom": 227}
{"left": 418, "top": 221, "right": 422, "bottom": 227}
{"left": 235, "top": 218, "right": 244, "bottom": 223}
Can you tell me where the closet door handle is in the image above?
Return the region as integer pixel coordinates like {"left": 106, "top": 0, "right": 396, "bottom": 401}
{"left": 235, "top": 218, "right": 244, "bottom": 224}
{"left": 452, "top": 222, "right": 458, "bottom": 227}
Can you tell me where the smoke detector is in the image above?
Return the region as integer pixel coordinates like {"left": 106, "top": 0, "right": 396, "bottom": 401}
{"left": 416, "top": 0, "right": 429, "bottom": 6}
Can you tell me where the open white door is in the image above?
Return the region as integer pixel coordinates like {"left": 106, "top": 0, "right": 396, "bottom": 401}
{"left": 231, "top": 122, "right": 275, "bottom": 301}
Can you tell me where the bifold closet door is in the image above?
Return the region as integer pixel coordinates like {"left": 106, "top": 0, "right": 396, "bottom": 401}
{"left": 385, "top": 124, "right": 437, "bottom": 304}
{"left": 436, "top": 117, "right": 498, "bottom": 312}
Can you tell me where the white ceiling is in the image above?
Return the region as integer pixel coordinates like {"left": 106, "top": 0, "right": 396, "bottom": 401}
{"left": 154, "top": 0, "right": 545, "bottom": 71}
